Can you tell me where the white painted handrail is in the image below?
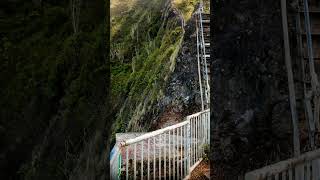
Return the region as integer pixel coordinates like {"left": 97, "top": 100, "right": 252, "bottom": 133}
{"left": 121, "top": 121, "right": 189, "bottom": 146}
{"left": 245, "top": 149, "right": 320, "bottom": 180}
{"left": 111, "top": 109, "right": 210, "bottom": 179}
{"left": 196, "top": 13, "right": 205, "bottom": 111}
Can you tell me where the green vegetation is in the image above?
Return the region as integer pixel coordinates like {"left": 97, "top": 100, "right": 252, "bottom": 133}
{"left": 203, "top": 144, "right": 210, "bottom": 161}
{"left": 173, "top": 0, "right": 199, "bottom": 21}
{"left": 110, "top": 0, "right": 165, "bottom": 99}
{"left": 203, "top": 0, "right": 210, "bottom": 14}
{"left": 110, "top": 0, "right": 196, "bottom": 139}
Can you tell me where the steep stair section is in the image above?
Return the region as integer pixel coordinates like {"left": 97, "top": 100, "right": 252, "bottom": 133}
{"left": 196, "top": 4, "right": 210, "bottom": 110}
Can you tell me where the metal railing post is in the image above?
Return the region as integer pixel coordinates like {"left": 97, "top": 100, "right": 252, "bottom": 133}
{"left": 188, "top": 118, "right": 191, "bottom": 174}
{"left": 141, "top": 141, "right": 144, "bottom": 179}
{"left": 176, "top": 128, "right": 180, "bottom": 179}
{"left": 184, "top": 124, "right": 187, "bottom": 177}
{"left": 164, "top": 133, "right": 167, "bottom": 180}
{"left": 173, "top": 129, "right": 176, "bottom": 180}
{"left": 159, "top": 134, "right": 161, "bottom": 179}
{"left": 134, "top": 144, "right": 137, "bottom": 180}
{"left": 180, "top": 126, "right": 183, "bottom": 177}
{"left": 196, "top": 116, "right": 198, "bottom": 161}
{"left": 194, "top": 117, "right": 196, "bottom": 163}
{"left": 153, "top": 137, "right": 156, "bottom": 180}
{"left": 208, "top": 111, "right": 210, "bottom": 144}
{"left": 126, "top": 147, "right": 129, "bottom": 180}
{"left": 169, "top": 130, "right": 171, "bottom": 180}
{"left": 148, "top": 139, "right": 150, "bottom": 180}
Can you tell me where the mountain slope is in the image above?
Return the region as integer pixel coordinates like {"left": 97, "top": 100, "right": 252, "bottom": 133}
{"left": 0, "top": 1, "right": 109, "bottom": 179}
{"left": 110, "top": 0, "right": 200, "bottom": 143}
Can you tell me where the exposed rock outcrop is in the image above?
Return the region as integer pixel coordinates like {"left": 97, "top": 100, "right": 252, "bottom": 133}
{"left": 150, "top": 11, "right": 202, "bottom": 130}
{"left": 211, "top": 0, "right": 296, "bottom": 178}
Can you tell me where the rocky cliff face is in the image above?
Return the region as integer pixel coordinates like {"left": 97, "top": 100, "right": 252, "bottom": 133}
{"left": 211, "top": 0, "right": 297, "bottom": 178}
{"left": 110, "top": 0, "right": 200, "bottom": 138}
{"left": 149, "top": 11, "right": 202, "bottom": 130}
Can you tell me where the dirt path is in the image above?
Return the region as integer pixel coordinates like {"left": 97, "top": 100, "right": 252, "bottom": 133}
{"left": 189, "top": 160, "right": 210, "bottom": 180}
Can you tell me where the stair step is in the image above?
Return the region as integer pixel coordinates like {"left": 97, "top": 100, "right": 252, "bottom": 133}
{"left": 201, "top": 64, "right": 210, "bottom": 68}
{"left": 205, "top": 43, "right": 210, "bottom": 47}
{"left": 202, "top": 69, "right": 210, "bottom": 72}
{"left": 202, "top": 15, "right": 210, "bottom": 21}
{"left": 204, "top": 54, "right": 210, "bottom": 58}
{"left": 202, "top": 13, "right": 210, "bottom": 16}
{"left": 202, "top": 19, "right": 210, "bottom": 24}
{"left": 299, "top": 9, "right": 320, "bottom": 13}
{"left": 301, "top": 31, "right": 320, "bottom": 36}
{"left": 303, "top": 57, "right": 320, "bottom": 61}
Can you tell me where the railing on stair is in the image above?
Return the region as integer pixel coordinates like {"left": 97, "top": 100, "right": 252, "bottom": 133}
{"left": 245, "top": 149, "right": 320, "bottom": 180}
{"left": 111, "top": 109, "right": 210, "bottom": 179}
{"left": 245, "top": 0, "right": 320, "bottom": 179}
{"left": 196, "top": 0, "right": 210, "bottom": 110}
{"left": 111, "top": 2, "right": 211, "bottom": 179}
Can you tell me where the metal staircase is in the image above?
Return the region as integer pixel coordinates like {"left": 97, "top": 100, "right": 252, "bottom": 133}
{"left": 245, "top": 0, "right": 320, "bottom": 179}
{"left": 110, "top": 1, "right": 211, "bottom": 179}
{"left": 196, "top": 1, "right": 211, "bottom": 110}
{"left": 296, "top": 0, "right": 320, "bottom": 149}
